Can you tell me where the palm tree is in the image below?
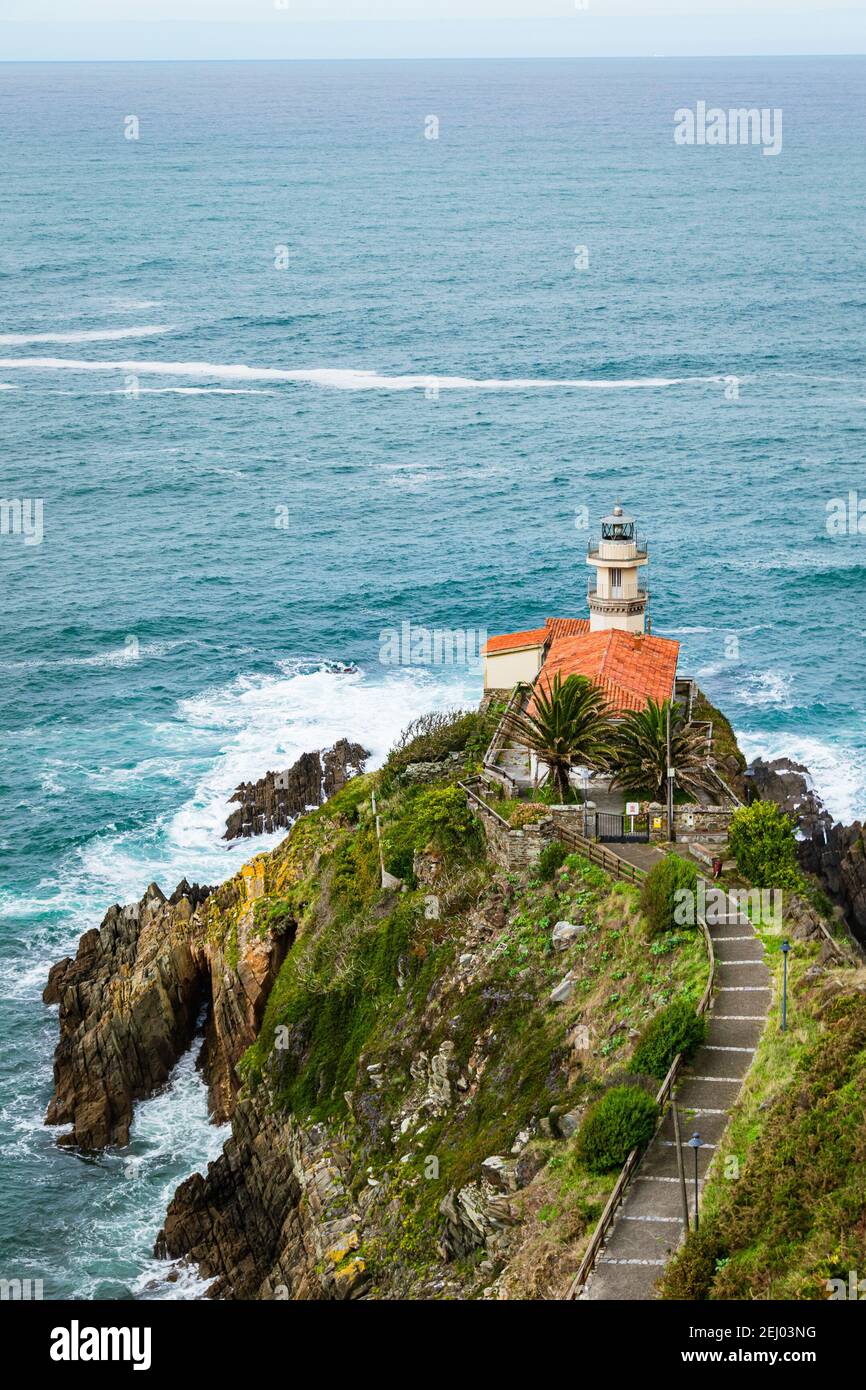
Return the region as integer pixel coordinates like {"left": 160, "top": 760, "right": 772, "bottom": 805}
{"left": 505, "top": 672, "right": 613, "bottom": 802}
{"left": 607, "top": 698, "right": 712, "bottom": 802}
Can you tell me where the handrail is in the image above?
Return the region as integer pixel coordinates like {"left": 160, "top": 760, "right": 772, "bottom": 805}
{"left": 565, "top": 887, "right": 716, "bottom": 1300}
{"left": 704, "top": 761, "right": 743, "bottom": 808}
{"left": 482, "top": 681, "right": 529, "bottom": 772}
{"left": 458, "top": 778, "right": 511, "bottom": 830}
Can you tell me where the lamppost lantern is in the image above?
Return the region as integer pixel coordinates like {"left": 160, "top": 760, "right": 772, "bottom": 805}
{"left": 781, "top": 939, "right": 791, "bottom": 1032}
{"left": 743, "top": 767, "right": 755, "bottom": 804}
{"left": 688, "top": 1131, "right": 702, "bottom": 1230}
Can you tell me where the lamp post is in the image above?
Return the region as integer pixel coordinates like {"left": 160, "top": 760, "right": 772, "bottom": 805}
{"left": 666, "top": 702, "right": 674, "bottom": 842}
{"left": 781, "top": 939, "right": 791, "bottom": 1032}
{"left": 688, "top": 1131, "right": 702, "bottom": 1230}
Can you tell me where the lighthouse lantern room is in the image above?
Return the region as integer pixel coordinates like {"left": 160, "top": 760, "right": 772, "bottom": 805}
{"left": 586, "top": 502, "right": 649, "bottom": 634}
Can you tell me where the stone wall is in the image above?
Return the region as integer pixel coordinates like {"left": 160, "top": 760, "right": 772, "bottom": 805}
{"left": 474, "top": 803, "right": 550, "bottom": 873}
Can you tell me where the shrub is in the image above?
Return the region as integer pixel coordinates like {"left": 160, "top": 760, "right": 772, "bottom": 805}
{"left": 382, "top": 785, "right": 482, "bottom": 880}
{"left": 630, "top": 998, "right": 706, "bottom": 1081}
{"left": 574, "top": 1085, "right": 659, "bottom": 1172}
{"left": 639, "top": 854, "right": 698, "bottom": 938}
{"left": 659, "top": 1224, "right": 725, "bottom": 1300}
{"left": 507, "top": 803, "right": 548, "bottom": 829}
{"left": 729, "top": 801, "right": 805, "bottom": 890}
{"left": 380, "top": 709, "right": 482, "bottom": 790}
{"left": 537, "top": 839, "right": 569, "bottom": 882}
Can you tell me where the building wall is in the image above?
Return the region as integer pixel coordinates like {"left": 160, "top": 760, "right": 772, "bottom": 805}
{"left": 483, "top": 644, "right": 544, "bottom": 692}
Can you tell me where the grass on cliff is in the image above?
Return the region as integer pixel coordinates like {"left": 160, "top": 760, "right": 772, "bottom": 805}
{"left": 691, "top": 691, "right": 746, "bottom": 773}
{"left": 659, "top": 927, "right": 866, "bottom": 1300}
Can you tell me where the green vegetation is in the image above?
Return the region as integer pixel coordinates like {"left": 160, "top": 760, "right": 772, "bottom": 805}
{"left": 661, "top": 985, "right": 866, "bottom": 1300}
{"left": 639, "top": 853, "right": 698, "bottom": 938}
{"left": 630, "top": 998, "right": 706, "bottom": 1081}
{"left": 728, "top": 801, "right": 807, "bottom": 892}
{"left": 690, "top": 692, "right": 747, "bottom": 774}
{"left": 574, "top": 1085, "right": 660, "bottom": 1172}
{"left": 537, "top": 839, "right": 569, "bottom": 881}
{"left": 504, "top": 671, "right": 612, "bottom": 803}
{"left": 381, "top": 783, "right": 483, "bottom": 880}
{"left": 609, "top": 698, "right": 714, "bottom": 803}
{"left": 379, "top": 706, "right": 500, "bottom": 791}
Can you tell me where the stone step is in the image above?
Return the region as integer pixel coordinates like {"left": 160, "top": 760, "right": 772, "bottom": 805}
{"left": 704, "top": 1016, "right": 765, "bottom": 1048}
{"left": 674, "top": 1075, "right": 742, "bottom": 1108}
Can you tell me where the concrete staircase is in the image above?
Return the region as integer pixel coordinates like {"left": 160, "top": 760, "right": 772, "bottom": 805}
{"left": 582, "top": 892, "right": 771, "bottom": 1300}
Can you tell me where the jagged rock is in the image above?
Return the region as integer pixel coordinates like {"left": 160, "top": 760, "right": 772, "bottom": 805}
{"left": 480, "top": 1156, "right": 519, "bottom": 1193}
{"left": 43, "top": 877, "right": 290, "bottom": 1150}
{"left": 224, "top": 739, "right": 369, "bottom": 840}
{"left": 554, "top": 1107, "right": 583, "bottom": 1139}
{"left": 549, "top": 974, "right": 577, "bottom": 1004}
{"left": 155, "top": 1096, "right": 366, "bottom": 1300}
{"left": 413, "top": 849, "right": 444, "bottom": 886}
{"left": 552, "top": 921, "right": 586, "bottom": 952}
{"left": 438, "top": 1182, "right": 520, "bottom": 1260}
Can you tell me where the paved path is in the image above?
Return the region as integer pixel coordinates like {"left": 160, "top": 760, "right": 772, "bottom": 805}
{"left": 582, "top": 890, "right": 771, "bottom": 1300}
{"left": 609, "top": 842, "right": 666, "bottom": 874}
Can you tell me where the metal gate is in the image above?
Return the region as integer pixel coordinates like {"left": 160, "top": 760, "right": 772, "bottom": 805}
{"left": 593, "top": 811, "right": 649, "bottom": 843}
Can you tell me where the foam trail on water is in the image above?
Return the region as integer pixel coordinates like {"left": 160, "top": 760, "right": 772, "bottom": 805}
{"left": 0, "top": 326, "right": 172, "bottom": 345}
{"left": 0, "top": 356, "right": 725, "bottom": 392}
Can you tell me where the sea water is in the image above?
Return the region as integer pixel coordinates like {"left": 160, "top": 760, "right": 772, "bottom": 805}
{"left": 1, "top": 57, "right": 864, "bottom": 1298}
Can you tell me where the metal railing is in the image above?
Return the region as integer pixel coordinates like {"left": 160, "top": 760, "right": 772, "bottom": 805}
{"left": 565, "top": 890, "right": 716, "bottom": 1300}
{"left": 587, "top": 538, "right": 648, "bottom": 559}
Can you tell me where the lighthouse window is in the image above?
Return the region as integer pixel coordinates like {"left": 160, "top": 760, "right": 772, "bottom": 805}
{"left": 610, "top": 567, "right": 623, "bottom": 596}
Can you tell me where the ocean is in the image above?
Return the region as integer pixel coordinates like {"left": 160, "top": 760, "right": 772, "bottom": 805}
{"left": 1, "top": 57, "right": 864, "bottom": 1299}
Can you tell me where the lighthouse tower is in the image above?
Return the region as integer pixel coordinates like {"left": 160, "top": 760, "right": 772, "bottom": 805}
{"left": 586, "top": 503, "right": 649, "bottom": 634}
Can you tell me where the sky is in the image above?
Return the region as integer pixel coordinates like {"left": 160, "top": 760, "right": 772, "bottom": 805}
{"left": 0, "top": 1, "right": 864, "bottom": 61}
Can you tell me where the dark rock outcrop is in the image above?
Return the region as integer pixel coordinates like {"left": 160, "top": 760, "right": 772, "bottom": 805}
{"left": 748, "top": 756, "right": 866, "bottom": 945}
{"left": 43, "top": 875, "right": 291, "bottom": 1150}
{"left": 224, "top": 739, "right": 369, "bottom": 840}
{"left": 155, "top": 1094, "right": 367, "bottom": 1300}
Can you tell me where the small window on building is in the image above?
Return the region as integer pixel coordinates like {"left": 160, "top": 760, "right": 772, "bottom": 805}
{"left": 610, "top": 567, "right": 623, "bottom": 596}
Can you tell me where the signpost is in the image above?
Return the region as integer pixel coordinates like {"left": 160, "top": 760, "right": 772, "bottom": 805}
{"left": 625, "top": 800, "right": 640, "bottom": 835}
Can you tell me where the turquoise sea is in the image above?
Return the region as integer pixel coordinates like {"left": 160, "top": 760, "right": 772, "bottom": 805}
{"left": 1, "top": 58, "right": 865, "bottom": 1298}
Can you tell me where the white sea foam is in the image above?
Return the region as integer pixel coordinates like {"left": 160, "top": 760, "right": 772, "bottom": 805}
{"left": 0, "top": 326, "right": 172, "bottom": 345}
{"left": 737, "top": 730, "right": 866, "bottom": 825}
{"left": 0, "top": 355, "right": 724, "bottom": 392}
{"left": 0, "top": 638, "right": 186, "bottom": 672}
{"left": 0, "top": 660, "right": 478, "bottom": 953}
{"left": 735, "top": 668, "right": 794, "bottom": 710}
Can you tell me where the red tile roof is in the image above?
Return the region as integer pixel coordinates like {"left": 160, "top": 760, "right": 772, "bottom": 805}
{"left": 544, "top": 617, "right": 590, "bottom": 641}
{"left": 532, "top": 629, "right": 679, "bottom": 715}
{"left": 484, "top": 626, "right": 550, "bottom": 655}
{"left": 485, "top": 617, "right": 590, "bottom": 656}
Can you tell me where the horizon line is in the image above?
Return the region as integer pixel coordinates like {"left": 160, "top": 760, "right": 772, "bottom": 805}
{"left": 1, "top": 52, "right": 864, "bottom": 64}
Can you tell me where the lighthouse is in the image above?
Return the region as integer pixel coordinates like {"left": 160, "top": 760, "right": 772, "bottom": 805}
{"left": 586, "top": 503, "right": 649, "bottom": 634}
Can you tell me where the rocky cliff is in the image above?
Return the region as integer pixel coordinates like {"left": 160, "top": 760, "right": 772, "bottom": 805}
{"left": 224, "top": 738, "right": 369, "bottom": 840}
{"left": 748, "top": 756, "right": 866, "bottom": 945}
{"left": 44, "top": 870, "right": 291, "bottom": 1149}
